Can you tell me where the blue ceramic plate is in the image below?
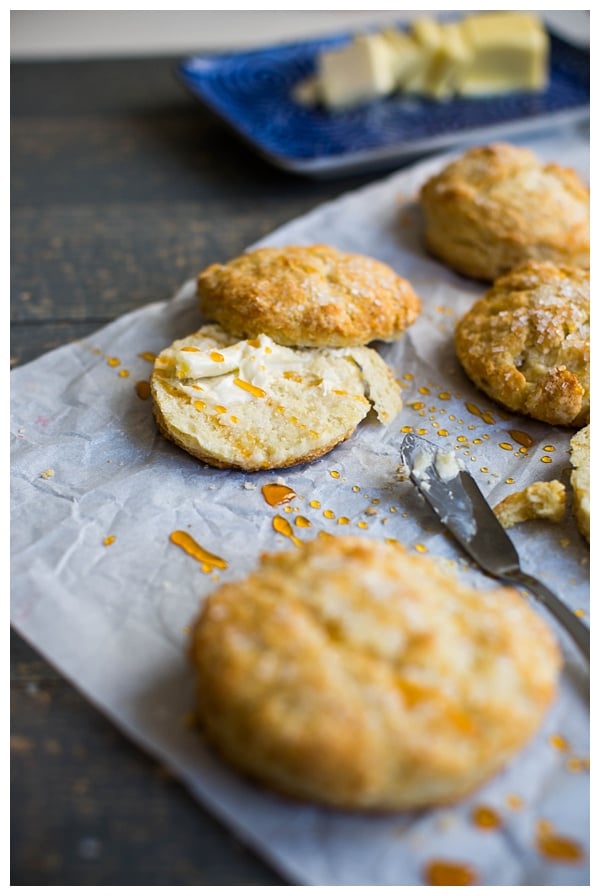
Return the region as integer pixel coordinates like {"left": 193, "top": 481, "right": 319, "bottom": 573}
{"left": 177, "top": 27, "right": 589, "bottom": 178}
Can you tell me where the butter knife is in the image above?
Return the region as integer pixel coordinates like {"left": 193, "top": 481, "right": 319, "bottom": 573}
{"left": 399, "top": 432, "right": 590, "bottom": 661}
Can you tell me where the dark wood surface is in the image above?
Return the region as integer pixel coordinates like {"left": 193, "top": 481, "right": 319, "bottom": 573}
{"left": 10, "top": 55, "right": 386, "bottom": 886}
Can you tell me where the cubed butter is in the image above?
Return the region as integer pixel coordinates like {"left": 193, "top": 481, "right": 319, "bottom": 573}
{"left": 423, "top": 21, "right": 472, "bottom": 99}
{"left": 458, "top": 12, "right": 549, "bottom": 95}
{"left": 380, "top": 28, "right": 423, "bottom": 89}
{"left": 318, "top": 34, "right": 396, "bottom": 109}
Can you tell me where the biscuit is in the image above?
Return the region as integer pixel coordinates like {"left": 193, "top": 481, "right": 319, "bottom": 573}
{"left": 455, "top": 261, "right": 589, "bottom": 427}
{"left": 151, "top": 325, "right": 401, "bottom": 471}
{"left": 419, "top": 143, "right": 590, "bottom": 280}
{"left": 493, "top": 480, "right": 566, "bottom": 529}
{"left": 197, "top": 244, "right": 421, "bottom": 347}
{"left": 570, "top": 425, "right": 590, "bottom": 542}
{"left": 189, "top": 535, "right": 561, "bottom": 811}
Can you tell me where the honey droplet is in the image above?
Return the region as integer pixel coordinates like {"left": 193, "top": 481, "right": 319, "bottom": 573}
{"left": 246, "top": 338, "right": 261, "bottom": 348}
{"left": 329, "top": 470, "right": 340, "bottom": 479}
{"left": 403, "top": 372, "right": 414, "bottom": 381}
{"left": 541, "top": 455, "right": 552, "bottom": 464}
{"left": 437, "top": 429, "right": 449, "bottom": 437}
{"left": 566, "top": 756, "right": 588, "bottom": 773}
{"left": 536, "top": 830, "right": 585, "bottom": 864}
{"left": 418, "top": 386, "right": 431, "bottom": 395}
{"left": 415, "top": 543, "right": 428, "bottom": 553}
{"left": 169, "top": 530, "right": 227, "bottom": 571}
{"left": 543, "top": 445, "right": 555, "bottom": 453}
{"left": 509, "top": 429, "right": 533, "bottom": 448}
{"left": 310, "top": 500, "right": 321, "bottom": 509}
{"left": 261, "top": 483, "right": 296, "bottom": 507}
{"left": 272, "top": 515, "right": 300, "bottom": 546}
{"left": 506, "top": 793, "right": 523, "bottom": 811}
{"left": 295, "top": 516, "right": 311, "bottom": 528}
{"left": 209, "top": 351, "right": 225, "bottom": 362}
{"left": 471, "top": 805, "right": 502, "bottom": 830}
{"left": 438, "top": 391, "right": 451, "bottom": 400}
{"left": 135, "top": 380, "right": 151, "bottom": 400}
{"left": 323, "top": 509, "right": 335, "bottom": 520}
{"left": 357, "top": 521, "right": 368, "bottom": 530}
{"left": 103, "top": 535, "right": 116, "bottom": 546}
{"left": 499, "top": 442, "right": 513, "bottom": 451}
{"left": 337, "top": 516, "right": 350, "bottom": 525}
{"left": 574, "top": 608, "right": 586, "bottom": 618}
{"left": 194, "top": 399, "right": 206, "bottom": 411}
{"left": 549, "top": 733, "right": 570, "bottom": 752}
{"left": 181, "top": 345, "right": 201, "bottom": 353}
{"left": 465, "top": 402, "right": 495, "bottom": 424}
{"left": 107, "top": 357, "right": 120, "bottom": 367}
{"left": 423, "top": 860, "right": 478, "bottom": 886}
{"left": 118, "top": 369, "right": 130, "bottom": 378}
{"left": 410, "top": 401, "right": 425, "bottom": 410}
{"left": 138, "top": 351, "right": 157, "bottom": 363}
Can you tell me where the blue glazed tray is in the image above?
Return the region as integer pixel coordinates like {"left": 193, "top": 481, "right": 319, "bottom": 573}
{"left": 177, "top": 27, "right": 589, "bottom": 177}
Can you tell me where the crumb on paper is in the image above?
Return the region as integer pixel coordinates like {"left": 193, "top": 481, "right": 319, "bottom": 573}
{"left": 40, "top": 468, "right": 55, "bottom": 479}
{"left": 493, "top": 480, "right": 566, "bottom": 528}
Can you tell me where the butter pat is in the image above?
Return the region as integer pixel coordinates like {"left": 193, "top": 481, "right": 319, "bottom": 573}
{"left": 380, "top": 28, "right": 423, "bottom": 90}
{"left": 458, "top": 12, "right": 549, "bottom": 95}
{"left": 318, "top": 33, "right": 396, "bottom": 108}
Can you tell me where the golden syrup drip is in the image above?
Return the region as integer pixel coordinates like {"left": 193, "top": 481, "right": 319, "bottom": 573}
{"left": 107, "top": 357, "right": 120, "bottom": 367}
{"left": 272, "top": 515, "right": 300, "bottom": 546}
{"left": 209, "top": 351, "right": 225, "bottom": 362}
{"left": 295, "top": 516, "right": 311, "bottom": 528}
{"left": 506, "top": 793, "right": 524, "bottom": 811}
{"left": 234, "top": 377, "right": 266, "bottom": 398}
{"left": 118, "top": 369, "right": 130, "bottom": 378}
{"left": 103, "top": 535, "right": 116, "bottom": 546}
{"left": 138, "top": 351, "right": 157, "bottom": 362}
{"left": 423, "top": 860, "right": 478, "bottom": 886}
{"left": 169, "top": 530, "right": 227, "bottom": 571}
{"left": 549, "top": 734, "right": 570, "bottom": 752}
{"left": 135, "top": 380, "right": 151, "bottom": 400}
{"left": 465, "top": 401, "right": 495, "bottom": 424}
{"left": 471, "top": 805, "right": 502, "bottom": 830}
{"left": 261, "top": 483, "right": 296, "bottom": 507}
{"left": 536, "top": 830, "right": 584, "bottom": 863}
{"left": 499, "top": 442, "right": 513, "bottom": 451}
{"left": 181, "top": 346, "right": 201, "bottom": 352}
{"left": 509, "top": 429, "right": 533, "bottom": 448}
{"left": 541, "top": 455, "right": 552, "bottom": 464}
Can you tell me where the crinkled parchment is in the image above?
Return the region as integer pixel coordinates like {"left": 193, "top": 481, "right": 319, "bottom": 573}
{"left": 11, "top": 127, "right": 589, "bottom": 885}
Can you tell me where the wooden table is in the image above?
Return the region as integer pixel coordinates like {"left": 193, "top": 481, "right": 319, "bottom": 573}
{"left": 10, "top": 54, "right": 385, "bottom": 886}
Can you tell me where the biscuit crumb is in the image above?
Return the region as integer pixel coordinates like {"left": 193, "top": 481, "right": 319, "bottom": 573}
{"left": 40, "top": 468, "right": 55, "bottom": 479}
{"left": 493, "top": 480, "right": 565, "bottom": 528}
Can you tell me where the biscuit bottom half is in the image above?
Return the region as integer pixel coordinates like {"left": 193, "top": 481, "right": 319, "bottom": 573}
{"left": 190, "top": 535, "right": 561, "bottom": 811}
{"left": 150, "top": 325, "right": 401, "bottom": 471}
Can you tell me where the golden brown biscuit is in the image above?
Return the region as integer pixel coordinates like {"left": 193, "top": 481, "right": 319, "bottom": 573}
{"left": 419, "top": 143, "right": 589, "bottom": 280}
{"left": 190, "top": 535, "right": 561, "bottom": 811}
{"left": 151, "top": 325, "right": 401, "bottom": 471}
{"left": 493, "top": 480, "right": 566, "bottom": 529}
{"left": 197, "top": 244, "right": 421, "bottom": 347}
{"left": 455, "top": 261, "right": 589, "bottom": 426}
{"left": 570, "top": 424, "right": 590, "bottom": 542}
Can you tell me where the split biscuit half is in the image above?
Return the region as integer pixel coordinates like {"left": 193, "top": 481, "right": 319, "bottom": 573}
{"left": 151, "top": 324, "right": 401, "bottom": 471}
{"left": 197, "top": 244, "right": 421, "bottom": 347}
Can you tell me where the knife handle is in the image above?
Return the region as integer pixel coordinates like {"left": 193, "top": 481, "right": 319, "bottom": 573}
{"left": 511, "top": 570, "right": 590, "bottom": 663}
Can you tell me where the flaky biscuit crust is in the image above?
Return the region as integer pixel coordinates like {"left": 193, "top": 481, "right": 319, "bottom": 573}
{"left": 455, "top": 261, "right": 589, "bottom": 426}
{"left": 420, "top": 143, "right": 589, "bottom": 280}
{"left": 197, "top": 244, "right": 421, "bottom": 347}
{"left": 190, "top": 536, "right": 560, "bottom": 811}
{"left": 570, "top": 425, "right": 590, "bottom": 542}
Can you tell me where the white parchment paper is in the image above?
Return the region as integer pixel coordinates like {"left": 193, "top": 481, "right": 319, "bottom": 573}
{"left": 11, "top": 127, "right": 590, "bottom": 886}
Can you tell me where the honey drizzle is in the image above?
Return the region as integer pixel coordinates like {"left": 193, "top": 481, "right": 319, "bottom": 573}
{"left": 536, "top": 829, "right": 584, "bottom": 863}
{"left": 423, "top": 860, "right": 478, "bottom": 886}
{"left": 261, "top": 483, "right": 296, "bottom": 507}
{"left": 135, "top": 380, "right": 151, "bottom": 400}
{"left": 169, "top": 530, "right": 228, "bottom": 571}
{"left": 471, "top": 805, "right": 502, "bottom": 830}
{"left": 509, "top": 429, "right": 533, "bottom": 448}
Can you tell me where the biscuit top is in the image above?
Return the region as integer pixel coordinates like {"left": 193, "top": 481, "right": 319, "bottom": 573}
{"left": 197, "top": 244, "right": 422, "bottom": 347}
